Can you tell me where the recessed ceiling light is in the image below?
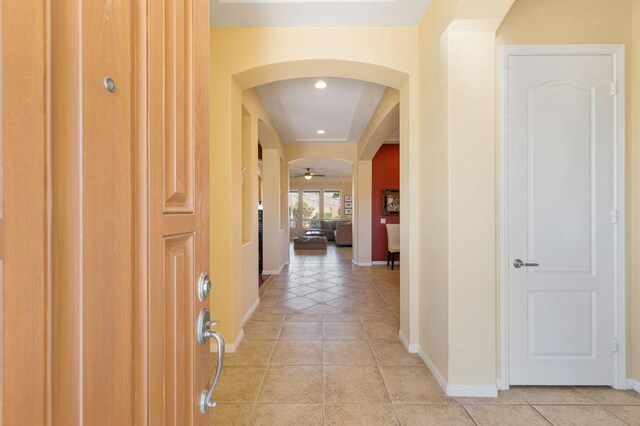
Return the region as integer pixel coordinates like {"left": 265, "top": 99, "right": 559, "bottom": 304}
{"left": 314, "top": 80, "right": 327, "bottom": 89}
{"left": 317, "top": 130, "right": 326, "bottom": 135}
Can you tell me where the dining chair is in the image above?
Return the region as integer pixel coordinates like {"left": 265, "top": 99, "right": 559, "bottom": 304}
{"left": 385, "top": 223, "right": 400, "bottom": 270}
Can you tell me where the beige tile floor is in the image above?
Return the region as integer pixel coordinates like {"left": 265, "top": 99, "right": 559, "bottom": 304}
{"left": 211, "top": 244, "right": 640, "bottom": 425}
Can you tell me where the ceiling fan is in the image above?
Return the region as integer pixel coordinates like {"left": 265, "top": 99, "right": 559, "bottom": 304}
{"left": 293, "top": 168, "right": 326, "bottom": 180}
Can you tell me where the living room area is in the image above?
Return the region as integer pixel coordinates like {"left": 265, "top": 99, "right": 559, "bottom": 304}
{"left": 288, "top": 157, "right": 353, "bottom": 252}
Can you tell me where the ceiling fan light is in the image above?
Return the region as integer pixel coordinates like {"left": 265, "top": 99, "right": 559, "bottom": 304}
{"left": 314, "top": 80, "right": 327, "bottom": 89}
{"left": 304, "top": 175, "right": 313, "bottom": 180}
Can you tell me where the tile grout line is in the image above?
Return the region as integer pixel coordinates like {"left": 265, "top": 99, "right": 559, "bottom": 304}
{"left": 459, "top": 404, "right": 480, "bottom": 426}
{"left": 362, "top": 310, "right": 400, "bottom": 424}
{"left": 529, "top": 404, "right": 558, "bottom": 425}
{"left": 248, "top": 316, "right": 279, "bottom": 418}
{"left": 603, "top": 405, "right": 633, "bottom": 425}
{"left": 227, "top": 251, "right": 405, "bottom": 423}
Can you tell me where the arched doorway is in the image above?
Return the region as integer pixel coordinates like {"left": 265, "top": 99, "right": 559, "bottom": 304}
{"left": 211, "top": 57, "right": 419, "bottom": 356}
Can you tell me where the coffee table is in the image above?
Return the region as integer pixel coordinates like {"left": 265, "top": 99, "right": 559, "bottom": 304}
{"left": 294, "top": 236, "right": 328, "bottom": 250}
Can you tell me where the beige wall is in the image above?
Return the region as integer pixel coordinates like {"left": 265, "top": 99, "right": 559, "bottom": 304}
{"left": 243, "top": 89, "right": 288, "bottom": 276}
{"left": 417, "top": 0, "right": 513, "bottom": 389}
{"left": 633, "top": 1, "right": 640, "bottom": 383}
{"left": 241, "top": 114, "right": 260, "bottom": 317}
{"left": 496, "top": 0, "right": 639, "bottom": 385}
{"left": 211, "top": 86, "right": 289, "bottom": 343}
{"left": 280, "top": 157, "right": 291, "bottom": 264}
{"left": 416, "top": 0, "right": 639, "bottom": 391}
{"left": 262, "top": 149, "right": 285, "bottom": 273}
{"left": 358, "top": 89, "right": 400, "bottom": 161}
{"left": 285, "top": 142, "right": 357, "bottom": 164}
{"left": 210, "top": 0, "right": 640, "bottom": 387}
{"left": 355, "top": 161, "right": 372, "bottom": 264}
{"left": 633, "top": 1, "right": 640, "bottom": 384}
{"left": 417, "top": 0, "right": 455, "bottom": 382}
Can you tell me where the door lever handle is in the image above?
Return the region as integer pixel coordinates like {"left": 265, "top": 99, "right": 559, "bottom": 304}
{"left": 513, "top": 259, "right": 539, "bottom": 269}
{"left": 196, "top": 309, "right": 225, "bottom": 413}
{"left": 200, "top": 330, "right": 224, "bottom": 413}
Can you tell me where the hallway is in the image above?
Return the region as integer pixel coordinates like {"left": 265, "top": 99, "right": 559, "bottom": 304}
{"left": 210, "top": 246, "right": 640, "bottom": 425}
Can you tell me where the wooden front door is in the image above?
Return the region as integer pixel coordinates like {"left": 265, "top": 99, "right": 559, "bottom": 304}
{"left": 146, "top": 0, "right": 212, "bottom": 424}
{"left": 1, "top": 0, "right": 212, "bottom": 424}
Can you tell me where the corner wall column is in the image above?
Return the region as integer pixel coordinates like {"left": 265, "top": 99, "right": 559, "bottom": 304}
{"left": 446, "top": 29, "right": 497, "bottom": 389}
{"left": 355, "top": 160, "right": 373, "bottom": 265}
{"left": 241, "top": 114, "right": 259, "bottom": 316}
{"left": 263, "top": 149, "right": 283, "bottom": 273}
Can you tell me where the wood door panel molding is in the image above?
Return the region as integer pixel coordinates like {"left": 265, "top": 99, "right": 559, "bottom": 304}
{"left": 164, "top": 234, "right": 195, "bottom": 425}
{"left": 164, "top": 214, "right": 196, "bottom": 237}
{"left": 164, "top": 0, "right": 195, "bottom": 214}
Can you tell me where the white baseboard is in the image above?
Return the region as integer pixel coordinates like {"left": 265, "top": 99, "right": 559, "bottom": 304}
{"left": 263, "top": 263, "right": 286, "bottom": 276}
{"left": 353, "top": 261, "right": 399, "bottom": 267}
{"left": 211, "top": 329, "right": 244, "bottom": 353}
{"left": 210, "top": 297, "right": 258, "bottom": 354}
{"left": 412, "top": 341, "right": 498, "bottom": 398}
{"left": 496, "top": 378, "right": 509, "bottom": 391}
{"left": 398, "top": 330, "right": 419, "bottom": 353}
{"left": 446, "top": 384, "right": 498, "bottom": 398}
{"left": 243, "top": 298, "right": 260, "bottom": 325}
{"left": 416, "top": 345, "right": 449, "bottom": 395}
{"left": 627, "top": 379, "right": 640, "bottom": 393}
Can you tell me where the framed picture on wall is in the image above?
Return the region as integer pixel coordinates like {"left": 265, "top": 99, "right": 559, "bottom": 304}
{"left": 344, "top": 195, "right": 352, "bottom": 202}
{"left": 345, "top": 208, "right": 353, "bottom": 215}
{"left": 345, "top": 202, "right": 352, "bottom": 209}
{"left": 383, "top": 189, "right": 400, "bottom": 215}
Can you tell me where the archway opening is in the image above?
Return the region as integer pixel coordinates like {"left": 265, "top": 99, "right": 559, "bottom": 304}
{"left": 228, "top": 59, "right": 416, "bottom": 348}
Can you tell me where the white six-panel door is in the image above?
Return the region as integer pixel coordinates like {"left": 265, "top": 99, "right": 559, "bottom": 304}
{"left": 503, "top": 46, "right": 624, "bottom": 386}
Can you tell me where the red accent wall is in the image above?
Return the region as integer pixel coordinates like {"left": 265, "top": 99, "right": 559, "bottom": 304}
{"left": 372, "top": 144, "right": 400, "bottom": 262}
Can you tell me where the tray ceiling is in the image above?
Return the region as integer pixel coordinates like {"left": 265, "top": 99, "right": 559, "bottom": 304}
{"left": 256, "top": 77, "right": 387, "bottom": 145}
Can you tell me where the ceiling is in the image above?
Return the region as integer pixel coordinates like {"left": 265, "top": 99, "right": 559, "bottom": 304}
{"left": 290, "top": 158, "right": 352, "bottom": 178}
{"left": 210, "top": 0, "right": 431, "bottom": 27}
{"left": 256, "top": 77, "right": 387, "bottom": 145}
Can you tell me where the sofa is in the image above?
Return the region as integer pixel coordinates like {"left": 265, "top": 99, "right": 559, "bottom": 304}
{"left": 305, "top": 220, "right": 337, "bottom": 241}
{"left": 334, "top": 222, "right": 353, "bottom": 247}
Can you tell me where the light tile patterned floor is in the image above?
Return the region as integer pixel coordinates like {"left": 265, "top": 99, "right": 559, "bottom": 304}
{"left": 211, "top": 244, "right": 640, "bottom": 425}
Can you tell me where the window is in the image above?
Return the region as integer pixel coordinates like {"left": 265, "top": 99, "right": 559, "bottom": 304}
{"left": 323, "top": 190, "right": 341, "bottom": 220}
{"left": 289, "top": 189, "right": 342, "bottom": 230}
{"left": 289, "top": 191, "right": 299, "bottom": 229}
{"left": 301, "top": 190, "right": 321, "bottom": 229}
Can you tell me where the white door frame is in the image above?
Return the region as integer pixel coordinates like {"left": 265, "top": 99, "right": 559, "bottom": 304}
{"left": 499, "top": 44, "right": 626, "bottom": 390}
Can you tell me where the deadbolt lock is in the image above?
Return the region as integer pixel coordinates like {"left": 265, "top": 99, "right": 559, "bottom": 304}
{"left": 198, "top": 272, "right": 212, "bottom": 301}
